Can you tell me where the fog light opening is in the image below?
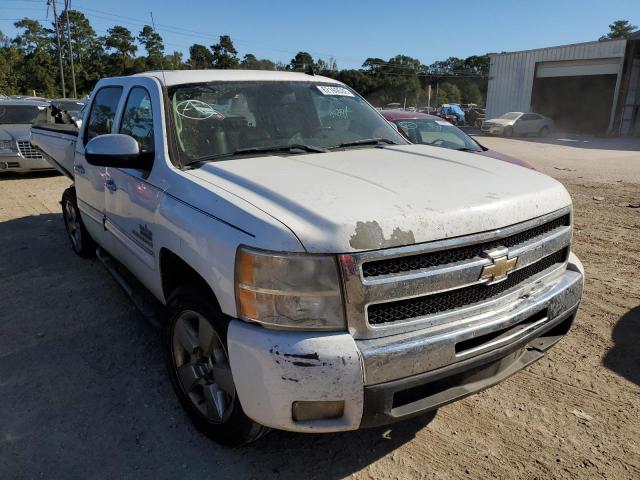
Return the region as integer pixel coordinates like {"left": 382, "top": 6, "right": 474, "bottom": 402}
{"left": 292, "top": 400, "right": 345, "bottom": 422}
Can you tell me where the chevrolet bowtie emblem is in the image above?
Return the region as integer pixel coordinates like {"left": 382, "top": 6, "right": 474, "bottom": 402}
{"left": 480, "top": 254, "right": 518, "bottom": 284}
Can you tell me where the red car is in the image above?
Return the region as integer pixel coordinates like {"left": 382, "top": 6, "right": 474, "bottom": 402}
{"left": 380, "top": 110, "right": 533, "bottom": 169}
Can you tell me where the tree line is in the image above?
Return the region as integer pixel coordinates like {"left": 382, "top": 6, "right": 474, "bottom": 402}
{"left": 1, "top": 11, "right": 635, "bottom": 107}
{"left": 0, "top": 10, "right": 488, "bottom": 107}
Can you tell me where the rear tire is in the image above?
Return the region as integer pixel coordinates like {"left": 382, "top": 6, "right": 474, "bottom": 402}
{"left": 539, "top": 126, "right": 550, "bottom": 137}
{"left": 164, "top": 285, "right": 268, "bottom": 447}
{"left": 62, "top": 187, "right": 96, "bottom": 258}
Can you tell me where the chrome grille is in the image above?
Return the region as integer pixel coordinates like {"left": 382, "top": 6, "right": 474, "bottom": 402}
{"left": 367, "top": 248, "right": 568, "bottom": 325}
{"left": 339, "top": 207, "right": 573, "bottom": 339}
{"left": 17, "top": 141, "right": 43, "bottom": 159}
{"left": 362, "top": 214, "right": 570, "bottom": 277}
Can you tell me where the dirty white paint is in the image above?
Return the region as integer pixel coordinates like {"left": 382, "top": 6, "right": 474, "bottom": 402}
{"left": 228, "top": 320, "right": 364, "bottom": 432}
{"left": 189, "top": 144, "right": 572, "bottom": 253}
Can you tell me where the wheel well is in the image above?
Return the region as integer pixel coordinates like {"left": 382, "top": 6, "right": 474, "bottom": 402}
{"left": 159, "top": 248, "right": 218, "bottom": 305}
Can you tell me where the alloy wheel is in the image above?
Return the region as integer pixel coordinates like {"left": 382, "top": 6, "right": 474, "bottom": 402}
{"left": 171, "top": 310, "right": 235, "bottom": 423}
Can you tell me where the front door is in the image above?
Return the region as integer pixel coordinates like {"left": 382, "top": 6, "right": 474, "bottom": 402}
{"left": 104, "top": 86, "right": 162, "bottom": 284}
{"left": 74, "top": 86, "right": 123, "bottom": 249}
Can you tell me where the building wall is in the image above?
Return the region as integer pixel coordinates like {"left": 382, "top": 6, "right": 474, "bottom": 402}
{"left": 486, "top": 39, "right": 627, "bottom": 119}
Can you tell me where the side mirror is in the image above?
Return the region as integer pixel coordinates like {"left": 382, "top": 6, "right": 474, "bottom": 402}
{"left": 85, "top": 134, "right": 153, "bottom": 170}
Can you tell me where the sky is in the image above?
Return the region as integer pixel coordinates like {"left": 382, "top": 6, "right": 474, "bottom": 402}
{"left": 1, "top": 0, "right": 639, "bottom": 68}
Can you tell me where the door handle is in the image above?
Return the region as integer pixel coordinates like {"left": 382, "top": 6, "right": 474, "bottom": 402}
{"left": 73, "top": 164, "right": 85, "bottom": 175}
{"left": 105, "top": 178, "right": 117, "bottom": 192}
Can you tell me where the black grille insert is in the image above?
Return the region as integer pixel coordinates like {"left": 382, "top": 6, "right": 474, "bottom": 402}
{"left": 367, "top": 249, "right": 568, "bottom": 325}
{"left": 362, "top": 214, "right": 570, "bottom": 278}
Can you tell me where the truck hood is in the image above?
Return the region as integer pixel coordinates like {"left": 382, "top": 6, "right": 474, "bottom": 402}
{"left": 187, "top": 144, "right": 571, "bottom": 253}
{"left": 0, "top": 124, "right": 30, "bottom": 141}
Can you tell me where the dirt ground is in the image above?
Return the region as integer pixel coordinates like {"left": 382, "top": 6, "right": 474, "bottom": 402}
{"left": 0, "top": 136, "right": 639, "bottom": 480}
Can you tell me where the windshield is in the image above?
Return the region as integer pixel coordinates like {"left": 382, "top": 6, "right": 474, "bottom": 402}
{"left": 168, "top": 81, "right": 406, "bottom": 164}
{"left": 499, "top": 112, "right": 521, "bottom": 120}
{"left": 0, "top": 105, "right": 45, "bottom": 124}
{"left": 394, "top": 118, "right": 481, "bottom": 152}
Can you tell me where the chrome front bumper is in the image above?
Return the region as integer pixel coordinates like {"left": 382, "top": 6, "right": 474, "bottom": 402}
{"left": 357, "top": 255, "right": 583, "bottom": 386}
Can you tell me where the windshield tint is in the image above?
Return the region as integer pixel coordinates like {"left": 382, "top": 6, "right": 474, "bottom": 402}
{"left": 0, "top": 105, "right": 45, "bottom": 124}
{"left": 499, "top": 112, "right": 521, "bottom": 120}
{"left": 394, "top": 119, "right": 481, "bottom": 151}
{"left": 168, "top": 81, "right": 406, "bottom": 163}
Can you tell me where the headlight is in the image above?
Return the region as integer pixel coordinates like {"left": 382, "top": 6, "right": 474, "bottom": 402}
{"left": 235, "top": 247, "right": 345, "bottom": 331}
{"left": 0, "top": 140, "right": 16, "bottom": 153}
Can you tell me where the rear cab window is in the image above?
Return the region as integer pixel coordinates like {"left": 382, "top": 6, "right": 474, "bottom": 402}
{"left": 84, "top": 86, "right": 123, "bottom": 144}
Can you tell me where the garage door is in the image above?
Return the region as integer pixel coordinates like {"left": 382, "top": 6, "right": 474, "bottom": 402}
{"left": 536, "top": 58, "right": 622, "bottom": 78}
{"left": 532, "top": 58, "right": 621, "bottom": 134}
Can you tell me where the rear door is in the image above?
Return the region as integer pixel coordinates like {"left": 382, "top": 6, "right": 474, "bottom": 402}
{"left": 104, "top": 83, "right": 163, "bottom": 282}
{"left": 518, "top": 113, "right": 540, "bottom": 135}
{"left": 74, "top": 86, "right": 123, "bottom": 248}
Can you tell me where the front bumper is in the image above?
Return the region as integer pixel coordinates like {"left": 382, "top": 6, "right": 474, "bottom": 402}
{"left": 481, "top": 125, "right": 505, "bottom": 135}
{"left": 0, "top": 155, "right": 53, "bottom": 173}
{"left": 227, "top": 253, "right": 583, "bottom": 433}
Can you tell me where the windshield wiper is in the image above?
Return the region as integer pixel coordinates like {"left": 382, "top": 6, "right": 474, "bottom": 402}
{"left": 187, "top": 143, "right": 328, "bottom": 167}
{"left": 455, "top": 147, "right": 482, "bottom": 152}
{"left": 334, "top": 138, "right": 397, "bottom": 148}
{"left": 232, "top": 143, "right": 328, "bottom": 155}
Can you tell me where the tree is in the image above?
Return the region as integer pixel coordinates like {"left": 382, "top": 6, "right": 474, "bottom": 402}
{"left": 211, "top": 35, "right": 239, "bottom": 69}
{"left": 13, "top": 18, "right": 57, "bottom": 96}
{"left": 57, "top": 10, "right": 103, "bottom": 95}
{"left": 240, "top": 53, "right": 275, "bottom": 70}
{"left": 188, "top": 43, "right": 214, "bottom": 69}
{"left": 104, "top": 26, "right": 136, "bottom": 74}
{"left": 164, "top": 51, "right": 184, "bottom": 70}
{"left": 289, "top": 51, "right": 314, "bottom": 71}
{"left": 138, "top": 25, "right": 164, "bottom": 69}
{"left": 459, "top": 82, "right": 482, "bottom": 104}
{"left": 599, "top": 20, "right": 637, "bottom": 40}
{"left": 437, "top": 82, "right": 461, "bottom": 105}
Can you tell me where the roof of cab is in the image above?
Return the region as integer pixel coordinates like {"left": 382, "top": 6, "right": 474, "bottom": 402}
{"left": 130, "top": 69, "right": 343, "bottom": 87}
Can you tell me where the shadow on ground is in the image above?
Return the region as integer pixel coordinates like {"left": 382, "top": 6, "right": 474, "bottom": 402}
{"left": 0, "top": 213, "right": 432, "bottom": 479}
{"left": 602, "top": 305, "right": 640, "bottom": 387}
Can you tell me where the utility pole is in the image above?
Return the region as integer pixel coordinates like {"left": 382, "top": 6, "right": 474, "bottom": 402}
{"left": 50, "top": 0, "right": 66, "bottom": 97}
{"left": 64, "top": 0, "right": 77, "bottom": 98}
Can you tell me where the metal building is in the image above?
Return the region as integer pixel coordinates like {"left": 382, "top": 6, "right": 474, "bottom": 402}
{"left": 486, "top": 33, "right": 640, "bottom": 135}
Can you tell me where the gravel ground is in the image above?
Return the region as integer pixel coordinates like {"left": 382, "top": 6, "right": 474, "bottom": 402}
{"left": 0, "top": 136, "right": 639, "bottom": 479}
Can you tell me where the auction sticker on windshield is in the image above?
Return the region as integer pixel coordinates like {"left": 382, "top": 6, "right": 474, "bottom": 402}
{"left": 317, "top": 86, "right": 354, "bottom": 97}
{"left": 435, "top": 120, "right": 452, "bottom": 126}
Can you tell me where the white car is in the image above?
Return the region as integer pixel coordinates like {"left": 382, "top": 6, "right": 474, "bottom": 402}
{"left": 32, "top": 70, "right": 584, "bottom": 446}
{"left": 482, "top": 112, "right": 554, "bottom": 137}
{"left": 0, "top": 99, "right": 54, "bottom": 173}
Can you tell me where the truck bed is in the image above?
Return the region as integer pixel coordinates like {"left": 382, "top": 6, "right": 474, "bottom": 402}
{"left": 30, "top": 124, "right": 78, "bottom": 179}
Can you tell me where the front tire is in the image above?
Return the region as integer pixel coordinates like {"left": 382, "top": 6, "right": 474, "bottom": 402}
{"left": 62, "top": 187, "right": 96, "bottom": 258}
{"left": 503, "top": 126, "right": 514, "bottom": 137}
{"left": 165, "top": 286, "right": 268, "bottom": 446}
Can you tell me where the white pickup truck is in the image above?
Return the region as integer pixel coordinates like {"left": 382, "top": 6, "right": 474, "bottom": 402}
{"left": 31, "top": 70, "right": 584, "bottom": 446}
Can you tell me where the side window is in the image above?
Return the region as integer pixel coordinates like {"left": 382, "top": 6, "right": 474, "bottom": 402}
{"left": 119, "top": 87, "right": 154, "bottom": 153}
{"left": 84, "top": 87, "right": 123, "bottom": 144}
{"left": 521, "top": 114, "right": 537, "bottom": 121}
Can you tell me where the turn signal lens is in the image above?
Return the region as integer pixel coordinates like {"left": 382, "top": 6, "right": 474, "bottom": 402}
{"left": 235, "top": 247, "right": 345, "bottom": 331}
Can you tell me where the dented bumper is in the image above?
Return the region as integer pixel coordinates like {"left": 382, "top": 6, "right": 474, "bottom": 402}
{"left": 227, "top": 253, "right": 584, "bottom": 433}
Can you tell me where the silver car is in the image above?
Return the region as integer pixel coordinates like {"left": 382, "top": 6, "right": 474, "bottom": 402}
{"left": 482, "top": 112, "right": 554, "bottom": 137}
{"left": 0, "top": 99, "right": 54, "bottom": 173}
